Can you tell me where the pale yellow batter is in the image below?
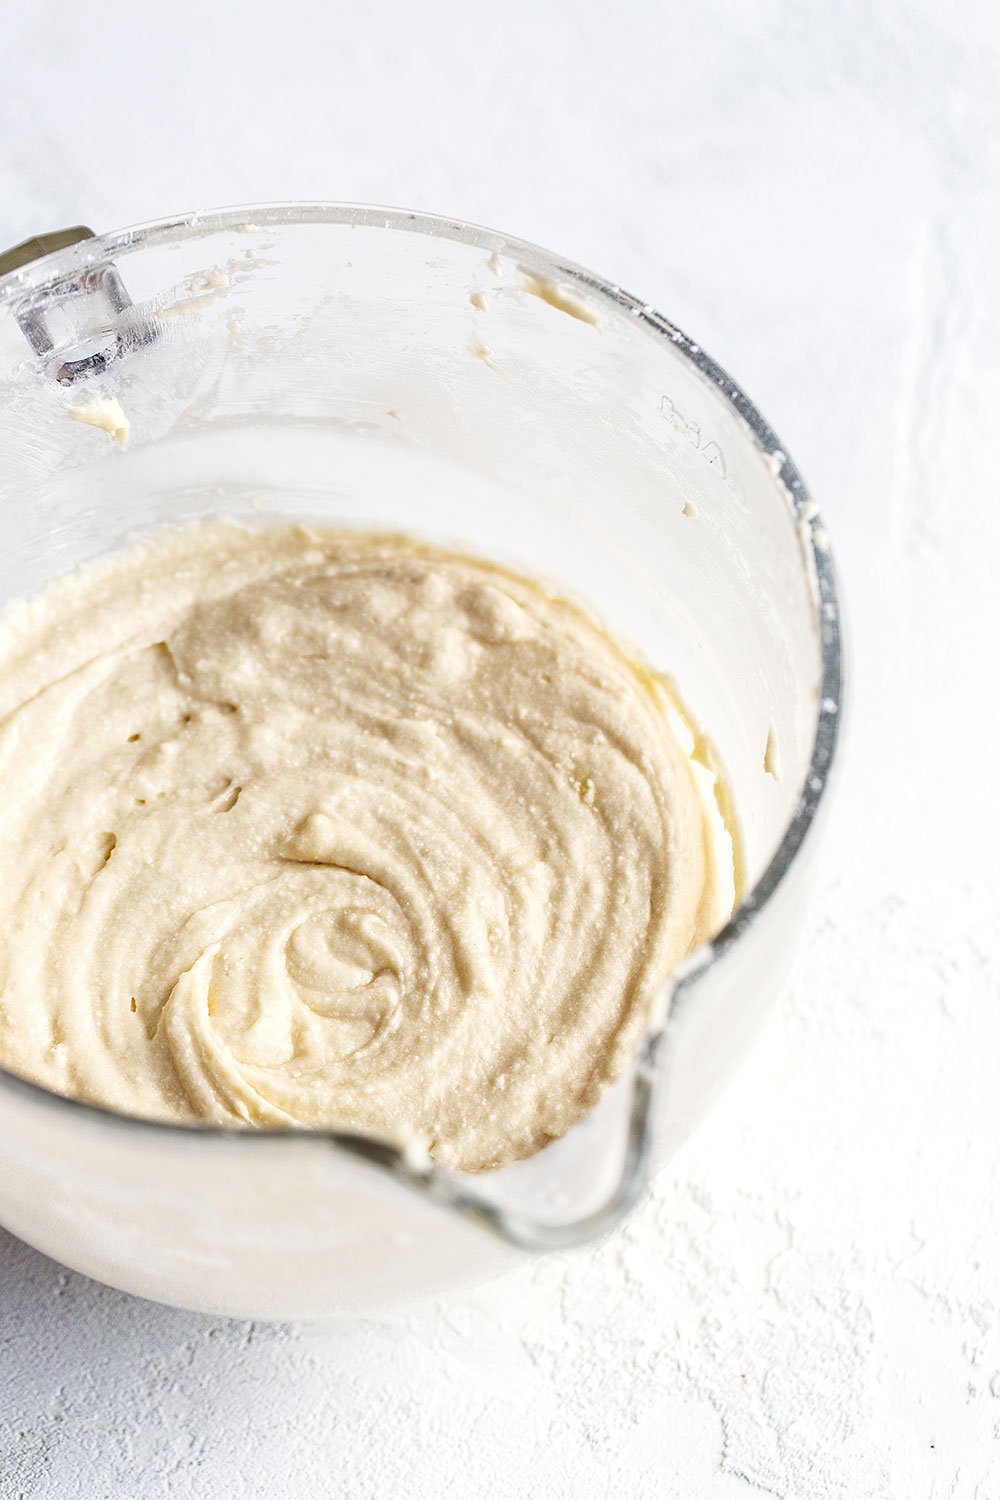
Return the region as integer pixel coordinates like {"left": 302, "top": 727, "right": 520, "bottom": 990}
{"left": 0, "top": 521, "right": 729, "bottom": 1171}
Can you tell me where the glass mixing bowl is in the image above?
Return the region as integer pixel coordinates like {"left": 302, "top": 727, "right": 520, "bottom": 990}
{"left": 0, "top": 205, "right": 841, "bottom": 1318}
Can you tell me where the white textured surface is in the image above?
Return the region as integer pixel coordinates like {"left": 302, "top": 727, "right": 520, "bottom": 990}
{"left": 2, "top": 2, "right": 999, "bottom": 1495}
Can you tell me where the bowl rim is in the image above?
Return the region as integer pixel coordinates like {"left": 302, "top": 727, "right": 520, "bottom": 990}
{"left": 0, "top": 201, "right": 843, "bottom": 1250}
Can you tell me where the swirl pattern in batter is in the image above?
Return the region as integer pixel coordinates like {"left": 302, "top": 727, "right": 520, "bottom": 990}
{"left": 0, "top": 521, "right": 727, "bottom": 1171}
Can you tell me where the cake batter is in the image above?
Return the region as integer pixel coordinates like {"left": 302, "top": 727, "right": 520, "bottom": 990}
{"left": 0, "top": 521, "right": 730, "bottom": 1171}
